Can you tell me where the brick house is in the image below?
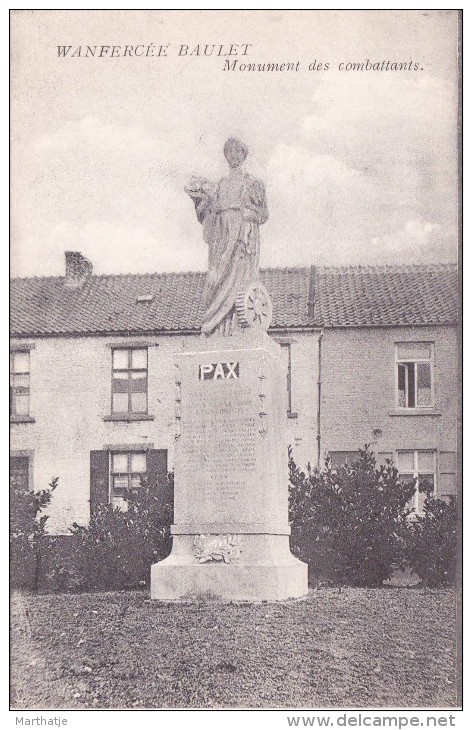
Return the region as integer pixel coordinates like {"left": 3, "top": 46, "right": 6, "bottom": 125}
{"left": 10, "top": 252, "right": 459, "bottom": 533}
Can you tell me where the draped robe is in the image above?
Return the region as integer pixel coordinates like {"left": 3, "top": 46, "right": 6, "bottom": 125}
{"left": 192, "top": 169, "right": 268, "bottom": 336}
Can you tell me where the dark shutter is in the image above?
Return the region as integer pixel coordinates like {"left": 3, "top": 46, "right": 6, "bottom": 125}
{"left": 438, "top": 451, "right": 457, "bottom": 498}
{"left": 10, "top": 457, "right": 29, "bottom": 492}
{"left": 10, "top": 456, "right": 34, "bottom": 522}
{"left": 146, "top": 449, "right": 172, "bottom": 520}
{"left": 90, "top": 450, "right": 110, "bottom": 515}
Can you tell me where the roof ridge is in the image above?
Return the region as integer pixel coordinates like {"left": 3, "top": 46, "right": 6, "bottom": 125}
{"left": 318, "top": 262, "right": 457, "bottom": 273}
{"left": 10, "top": 261, "right": 457, "bottom": 282}
{"left": 9, "top": 270, "right": 206, "bottom": 283}
{"left": 10, "top": 274, "right": 66, "bottom": 283}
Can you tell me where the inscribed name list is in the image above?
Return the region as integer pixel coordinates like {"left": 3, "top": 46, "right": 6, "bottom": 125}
{"left": 178, "top": 376, "right": 261, "bottom": 523}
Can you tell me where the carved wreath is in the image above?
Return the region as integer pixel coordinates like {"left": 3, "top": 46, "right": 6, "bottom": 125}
{"left": 193, "top": 534, "right": 243, "bottom": 564}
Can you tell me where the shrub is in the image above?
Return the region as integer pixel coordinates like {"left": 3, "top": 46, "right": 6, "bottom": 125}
{"left": 403, "top": 492, "right": 458, "bottom": 587}
{"left": 289, "top": 446, "right": 417, "bottom": 587}
{"left": 45, "top": 473, "right": 174, "bottom": 591}
{"left": 10, "top": 477, "right": 58, "bottom": 589}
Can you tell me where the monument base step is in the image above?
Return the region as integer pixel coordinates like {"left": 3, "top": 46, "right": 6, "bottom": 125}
{"left": 150, "top": 560, "right": 308, "bottom": 601}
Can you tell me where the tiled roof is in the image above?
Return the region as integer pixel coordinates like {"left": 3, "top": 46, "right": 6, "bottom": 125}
{"left": 312, "top": 264, "right": 458, "bottom": 328}
{"left": 10, "top": 267, "right": 313, "bottom": 337}
{"left": 10, "top": 264, "right": 458, "bottom": 337}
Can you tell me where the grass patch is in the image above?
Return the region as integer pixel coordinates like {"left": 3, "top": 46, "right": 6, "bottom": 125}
{"left": 11, "top": 587, "right": 459, "bottom": 709}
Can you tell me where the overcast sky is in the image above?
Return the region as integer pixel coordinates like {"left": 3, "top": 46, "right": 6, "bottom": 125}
{"left": 11, "top": 9, "right": 459, "bottom": 278}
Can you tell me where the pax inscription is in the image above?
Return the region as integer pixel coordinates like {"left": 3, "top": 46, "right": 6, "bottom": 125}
{"left": 199, "top": 362, "right": 239, "bottom": 380}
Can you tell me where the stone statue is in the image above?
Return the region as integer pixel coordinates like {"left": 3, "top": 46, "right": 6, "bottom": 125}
{"left": 185, "top": 138, "right": 269, "bottom": 336}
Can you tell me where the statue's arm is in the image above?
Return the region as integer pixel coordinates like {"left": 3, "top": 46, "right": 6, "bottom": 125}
{"left": 243, "top": 178, "right": 269, "bottom": 225}
{"left": 195, "top": 195, "right": 212, "bottom": 224}
{"left": 185, "top": 177, "right": 215, "bottom": 225}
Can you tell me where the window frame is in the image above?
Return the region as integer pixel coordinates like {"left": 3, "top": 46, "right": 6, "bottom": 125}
{"left": 394, "top": 342, "right": 435, "bottom": 410}
{"left": 396, "top": 449, "right": 437, "bottom": 513}
{"left": 109, "top": 450, "right": 148, "bottom": 508}
{"left": 111, "top": 347, "right": 148, "bottom": 416}
{"left": 10, "top": 350, "right": 31, "bottom": 417}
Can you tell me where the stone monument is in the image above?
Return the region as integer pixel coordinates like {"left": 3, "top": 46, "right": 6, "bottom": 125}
{"left": 150, "top": 138, "right": 308, "bottom": 601}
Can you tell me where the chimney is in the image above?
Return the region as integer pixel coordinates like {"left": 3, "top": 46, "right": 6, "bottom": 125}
{"left": 65, "top": 251, "right": 93, "bottom": 288}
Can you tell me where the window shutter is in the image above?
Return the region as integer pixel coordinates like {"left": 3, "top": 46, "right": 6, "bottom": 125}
{"left": 437, "top": 474, "right": 457, "bottom": 498}
{"left": 10, "top": 456, "right": 29, "bottom": 492}
{"left": 146, "top": 449, "right": 172, "bottom": 519}
{"left": 90, "top": 450, "right": 110, "bottom": 514}
{"left": 438, "top": 451, "right": 457, "bottom": 498}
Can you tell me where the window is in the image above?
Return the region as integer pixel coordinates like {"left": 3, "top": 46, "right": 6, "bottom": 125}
{"left": 329, "top": 451, "right": 358, "bottom": 468}
{"left": 10, "top": 351, "right": 30, "bottom": 416}
{"left": 397, "top": 449, "right": 436, "bottom": 512}
{"left": 395, "top": 342, "right": 433, "bottom": 408}
{"left": 112, "top": 348, "right": 148, "bottom": 414}
{"left": 110, "top": 451, "right": 147, "bottom": 509}
{"left": 91, "top": 448, "right": 168, "bottom": 516}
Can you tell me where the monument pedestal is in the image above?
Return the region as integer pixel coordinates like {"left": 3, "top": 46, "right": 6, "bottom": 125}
{"left": 151, "top": 330, "right": 308, "bottom": 601}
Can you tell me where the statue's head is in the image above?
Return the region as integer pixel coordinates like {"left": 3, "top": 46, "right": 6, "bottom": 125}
{"left": 224, "top": 137, "right": 248, "bottom": 168}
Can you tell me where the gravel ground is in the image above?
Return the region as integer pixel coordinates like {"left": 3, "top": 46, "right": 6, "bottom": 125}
{"left": 10, "top": 587, "right": 459, "bottom": 709}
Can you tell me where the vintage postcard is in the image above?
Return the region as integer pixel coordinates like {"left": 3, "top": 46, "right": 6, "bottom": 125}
{"left": 10, "top": 9, "right": 461, "bottom": 716}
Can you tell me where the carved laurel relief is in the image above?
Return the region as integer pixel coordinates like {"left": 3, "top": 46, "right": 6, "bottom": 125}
{"left": 193, "top": 534, "right": 243, "bottom": 564}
